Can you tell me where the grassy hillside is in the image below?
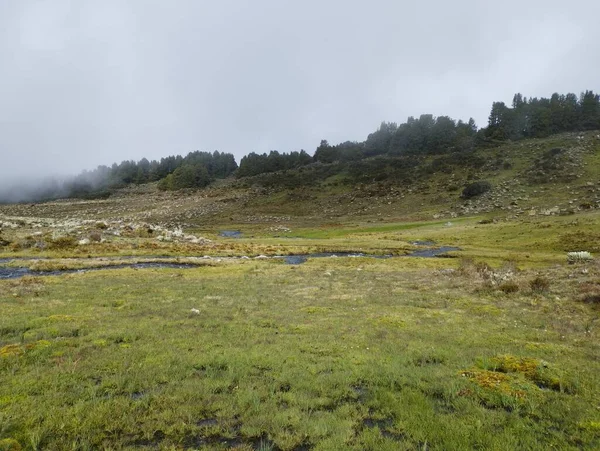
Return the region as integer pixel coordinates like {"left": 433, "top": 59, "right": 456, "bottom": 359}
{"left": 1, "top": 131, "right": 598, "bottom": 239}
{"left": 0, "top": 131, "right": 598, "bottom": 266}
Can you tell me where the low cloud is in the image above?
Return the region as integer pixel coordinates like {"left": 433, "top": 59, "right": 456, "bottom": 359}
{"left": 1, "top": 0, "right": 598, "bottom": 195}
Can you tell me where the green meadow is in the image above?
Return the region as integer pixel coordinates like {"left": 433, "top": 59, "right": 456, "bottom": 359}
{"left": 1, "top": 212, "right": 600, "bottom": 450}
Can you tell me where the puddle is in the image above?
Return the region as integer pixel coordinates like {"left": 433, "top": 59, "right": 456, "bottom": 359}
{"left": 0, "top": 262, "right": 200, "bottom": 280}
{"left": 284, "top": 256, "right": 308, "bottom": 265}
{"left": 219, "top": 230, "right": 243, "bottom": 238}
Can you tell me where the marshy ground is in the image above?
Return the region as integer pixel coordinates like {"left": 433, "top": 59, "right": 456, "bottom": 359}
{"left": 1, "top": 209, "right": 600, "bottom": 450}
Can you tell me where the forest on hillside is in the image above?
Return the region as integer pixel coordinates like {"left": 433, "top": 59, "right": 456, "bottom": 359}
{"left": 2, "top": 90, "right": 599, "bottom": 203}
{"left": 238, "top": 90, "right": 600, "bottom": 177}
{"left": 3, "top": 151, "right": 238, "bottom": 202}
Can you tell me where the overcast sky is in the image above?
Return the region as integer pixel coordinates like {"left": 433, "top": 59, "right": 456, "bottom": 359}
{"left": 1, "top": 0, "right": 599, "bottom": 183}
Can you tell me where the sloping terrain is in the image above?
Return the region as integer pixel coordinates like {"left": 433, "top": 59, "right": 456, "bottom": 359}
{"left": 1, "top": 132, "right": 599, "bottom": 244}
{"left": 1, "top": 132, "right": 600, "bottom": 450}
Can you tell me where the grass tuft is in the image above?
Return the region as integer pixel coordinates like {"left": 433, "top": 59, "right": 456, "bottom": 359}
{"left": 529, "top": 276, "right": 550, "bottom": 294}
{"left": 0, "top": 438, "right": 21, "bottom": 451}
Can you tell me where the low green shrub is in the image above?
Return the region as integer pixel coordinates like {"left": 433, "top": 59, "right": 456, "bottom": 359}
{"left": 499, "top": 281, "right": 519, "bottom": 294}
{"left": 462, "top": 180, "right": 492, "bottom": 198}
{"left": 48, "top": 236, "right": 77, "bottom": 250}
{"left": 529, "top": 276, "right": 550, "bottom": 294}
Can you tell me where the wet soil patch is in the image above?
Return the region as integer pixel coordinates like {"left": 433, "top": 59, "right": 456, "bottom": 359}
{"left": 362, "top": 417, "right": 406, "bottom": 441}
{"left": 197, "top": 418, "right": 219, "bottom": 428}
{"left": 183, "top": 432, "right": 282, "bottom": 450}
{"left": 351, "top": 384, "right": 368, "bottom": 403}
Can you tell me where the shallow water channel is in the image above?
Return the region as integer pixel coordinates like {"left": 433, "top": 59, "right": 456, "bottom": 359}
{"left": 219, "top": 230, "right": 243, "bottom": 238}
{"left": 0, "top": 245, "right": 460, "bottom": 279}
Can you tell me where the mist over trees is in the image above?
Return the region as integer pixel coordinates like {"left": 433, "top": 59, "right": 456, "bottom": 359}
{"left": 486, "top": 91, "right": 600, "bottom": 140}
{"left": 237, "top": 90, "right": 599, "bottom": 178}
{"left": 0, "top": 151, "right": 238, "bottom": 203}
{"left": 1, "top": 90, "right": 598, "bottom": 204}
{"left": 68, "top": 150, "right": 238, "bottom": 195}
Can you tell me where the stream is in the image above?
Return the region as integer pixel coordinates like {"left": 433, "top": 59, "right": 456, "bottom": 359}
{"left": 0, "top": 245, "right": 460, "bottom": 279}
